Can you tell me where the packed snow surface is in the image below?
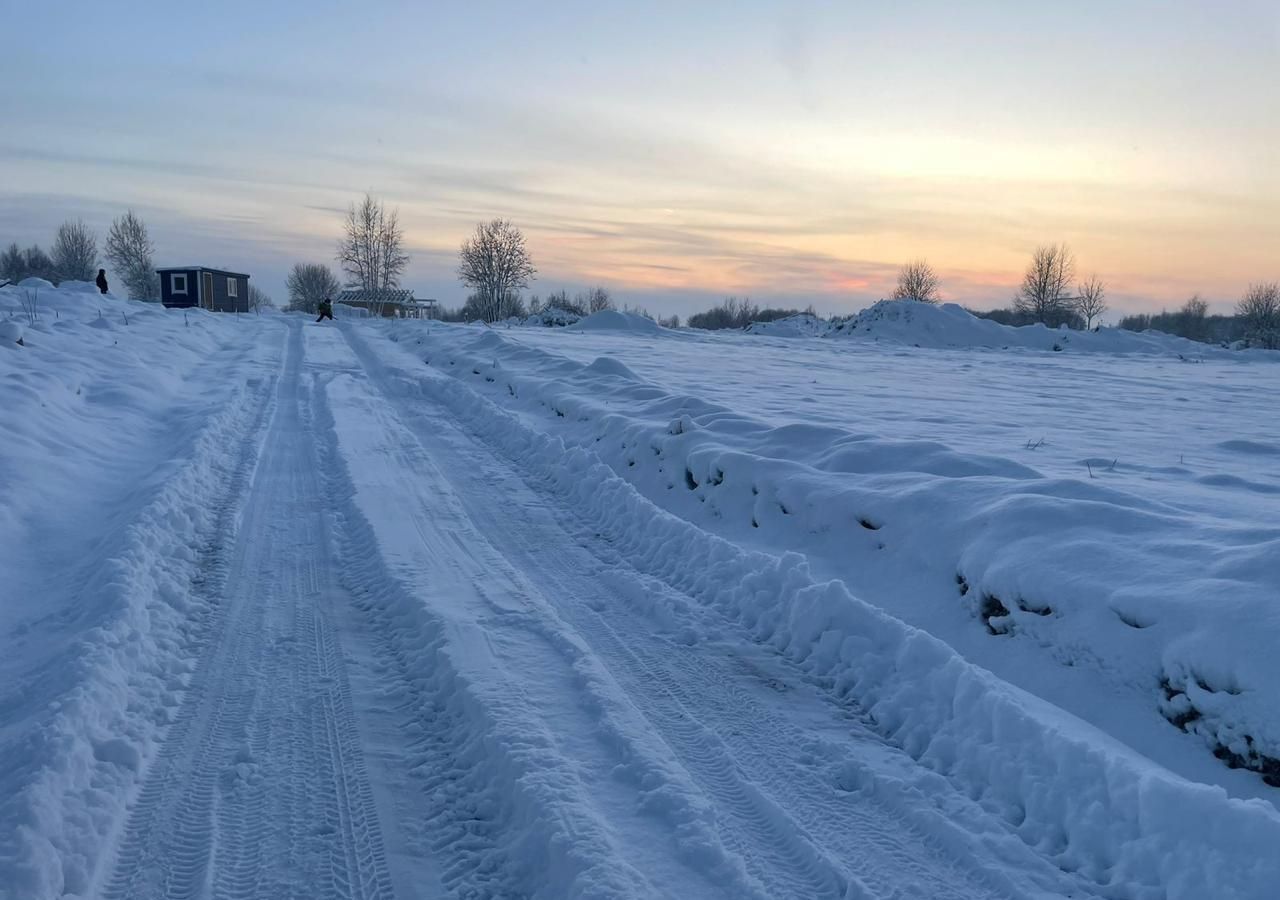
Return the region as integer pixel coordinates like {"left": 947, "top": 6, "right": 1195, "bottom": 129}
{"left": 2, "top": 282, "right": 1279, "bottom": 900}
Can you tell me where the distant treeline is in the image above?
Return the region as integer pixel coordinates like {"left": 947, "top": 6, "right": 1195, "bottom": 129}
{"left": 686, "top": 297, "right": 814, "bottom": 331}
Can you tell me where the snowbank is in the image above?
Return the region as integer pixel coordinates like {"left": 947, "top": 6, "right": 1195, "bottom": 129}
{"left": 0, "top": 282, "right": 284, "bottom": 896}
{"left": 744, "top": 313, "right": 828, "bottom": 337}
{"left": 576, "top": 309, "right": 664, "bottom": 334}
{"left": 827, "top": 300, "right": 1275, "bottom": 358}
{"left": 367, "top": 322, "right": 1280, "bottom": 899}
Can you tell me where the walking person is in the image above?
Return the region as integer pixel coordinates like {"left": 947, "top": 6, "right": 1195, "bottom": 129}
{"left": 315, "top": 298, "right": 334, "bottom": 322}
{"left": 96, "top": 268, "right": 109, "bottom": 294}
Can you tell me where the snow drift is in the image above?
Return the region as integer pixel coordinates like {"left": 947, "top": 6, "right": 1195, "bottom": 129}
{"left": 744, "top": 300, "right": 1278, "bottom": 358}
{"left": 373, "top": 320, "right": 1280, "bottom": 899}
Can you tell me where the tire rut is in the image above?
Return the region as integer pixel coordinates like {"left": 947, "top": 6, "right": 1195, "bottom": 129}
{"left": 98, "top": 325, "right": 395, "bottom": 900}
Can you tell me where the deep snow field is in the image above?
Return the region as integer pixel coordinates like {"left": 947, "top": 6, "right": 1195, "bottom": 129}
{"left": 3, "top": 283, "right": 1279, "bottom": 900}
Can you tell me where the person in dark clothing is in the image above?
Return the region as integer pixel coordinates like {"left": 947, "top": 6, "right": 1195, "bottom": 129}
{"left": 316, "top": 298, "right": 334, "bottom": 322}
{"left": 96, "top": 269, "right": 109, "bottom": 294}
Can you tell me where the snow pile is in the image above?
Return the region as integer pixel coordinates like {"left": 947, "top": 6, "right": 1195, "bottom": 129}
{"left": 358, "top": 322, "right": 1280, "bottom": 898}
{"left": 1, "top": 319, "right": 25, "bottom": 346}
{"left": 0, "top": 282, "right": 282, "bottom": 895}
{"left": 576, "top": 309, "right": 664, "bottom": 333}
{"left": 744, "top": 313, "right": 829, "bottom": 337}
{"left": 829, "top": 299, "right": 1273, "bottom": 357}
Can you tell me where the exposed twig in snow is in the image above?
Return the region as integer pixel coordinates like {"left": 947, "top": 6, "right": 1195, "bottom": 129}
{"left": 19, "top": 287, "right": 39, "bottom": 324}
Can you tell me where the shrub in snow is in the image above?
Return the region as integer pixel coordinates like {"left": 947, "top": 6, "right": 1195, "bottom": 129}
{"left": 526, "top": 306, "right": 582, "bottom": 327}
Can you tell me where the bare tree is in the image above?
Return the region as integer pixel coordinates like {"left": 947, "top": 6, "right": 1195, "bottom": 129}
{"left": 247, "top": 284, "right": 273, "bottom": 313}
{"left": 891, "top": 260, "right": 940, "bottom": 303}
{"left": 1015, "top": 244, "right": 1076, "bottom": 325}
{"left": 105, "top": 210, "right": 159, "bottom": 300}
{"left": 1074, "top": 275, "right": 1107, "bottom": 330}
{"left": 286, "top": 262, "right": 341, "bottom": 314}
{"left": 1236, "top": 282, "right": 1280, "bottom": 349}
{"left": 52, "top": 219, "right": 99, "bottom": 282}
{"left": 461, "top": 291, "right": 526, "bottom": 322}
{"left": 583, "top": 286, "right": 614, "bottom": 313}
{"left": 336, "top": 194, "right": 409, "bottom": 302}
{"left": 1180, "top": 294, "right": 1209, "bottom": 341}
{"left": 457, "top": 219, "right": 537, "bottom": 323}
{"left": 1, "top": 243, "right": 57, "bottom": 283}
{"left": 0, "top": 243, "right": 23, "bottom": 282}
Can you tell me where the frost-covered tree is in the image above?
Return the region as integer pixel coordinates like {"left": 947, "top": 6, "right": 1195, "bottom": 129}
{"left": 286, "top": 262, "right": 341, "bottom": 313}
{"left": 1074, "top": 276, "right": 1107, "bottom": 330}
{"left": 52, "top": 219, "right": 99, "bottom": 282}
{"left": 1015, "top": 244, "right": 1076, "bottom": 325}
{"left": 457, "top": 219, "right": 536, "bottom": 323}
{"left": 1237, "top": 282, "right": 1280, "bottom": 349}
{"left": 336, "top": 194, "right": 408, "bottom": 294}
{"left": 891, "top": 260, "right": 940, "bottom": 303}
{"left": 105, "top": 210, "right": 159, "bottom": 300}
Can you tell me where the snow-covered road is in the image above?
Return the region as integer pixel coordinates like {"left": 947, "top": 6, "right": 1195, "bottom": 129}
{"left": 82, "top": 321, "right": 1091, "bottom": 899}
{"left": 4, "top": 290, "right": 1278, "bottom": 900}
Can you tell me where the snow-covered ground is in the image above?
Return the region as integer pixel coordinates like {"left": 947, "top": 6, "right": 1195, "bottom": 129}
{"left": 3, "top": 284, "right": 1279, "bottom": 899}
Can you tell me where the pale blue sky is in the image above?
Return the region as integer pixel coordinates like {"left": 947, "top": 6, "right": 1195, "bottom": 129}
{"left": 2, "top": 1, "right": 1277, "bottom": 315}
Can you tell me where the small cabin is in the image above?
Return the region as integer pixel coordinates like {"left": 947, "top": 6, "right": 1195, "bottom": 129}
{"left": 157, "top": 267, "right": 251, "bottom": 312}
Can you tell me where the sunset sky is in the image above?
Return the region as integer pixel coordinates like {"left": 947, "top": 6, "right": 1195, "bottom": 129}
{"left": 2, "top": 1, "right": 1276, "bottom": 316}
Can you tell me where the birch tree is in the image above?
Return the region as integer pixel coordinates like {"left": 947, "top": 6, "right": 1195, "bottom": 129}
{"left": 1015, "top": 244, "right": 1075, "bottom": 325}
{"left": 336, "top": 194, "right": 409, "bottom": 311}
{"left": 105, "top": 210, "right": 159, "bottom": 300}
{"left": 457, "top": 219, "right": 536, "bottom": 323}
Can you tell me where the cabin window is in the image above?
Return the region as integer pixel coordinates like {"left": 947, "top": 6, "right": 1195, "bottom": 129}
{"left": 227, "top": 277, "right": 238, "bottom": 298}
{"left": 170, "top": 273, "right": 187, "bottom": 295}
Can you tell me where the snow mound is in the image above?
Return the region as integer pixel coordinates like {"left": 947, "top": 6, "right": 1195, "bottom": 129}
{"left": 577, "top": 310, "right": 663, "bottom": 333}
{"left": 16, "top": 277, "right": 55, "bottom": 290}
{"left": 1, "top": 319, "right": 26, "bottom": 345}
{"left": 745, "top": 314, "right": 829, "bottom": 337}
{"left": 1, "top": 280, "right": 129, "bottom": 319}
{"left": 584, "top": 356, "right": 639, "bottom": 380}
{"left": 829, "top": 300, "right": 1273, "bottom": 358}
{"left": 56, "top": 280, "right": 104, "bottom": 295}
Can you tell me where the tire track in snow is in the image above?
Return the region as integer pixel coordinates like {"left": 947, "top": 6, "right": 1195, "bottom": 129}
{"left": 312, "top": 325, "right": 751, "bottom": 900}
{"left": 98, "top": 324, "right": 395, "bottom": 900}
{"left": 339, "top": 327, "right": 1102, "bottom": 900}
{"left": 384, "top": 401, "right": 1037, "bottom": 900}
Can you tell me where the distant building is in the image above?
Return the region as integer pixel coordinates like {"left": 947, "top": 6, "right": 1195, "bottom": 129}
{"left": 334, "top": 288, "right": 437, "bottom": 319}
{"left": 157, "top": 267, "right": 251, "bottom": 312}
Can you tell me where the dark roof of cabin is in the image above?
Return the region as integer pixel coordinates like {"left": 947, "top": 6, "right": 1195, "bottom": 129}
{"left": 156, "top": 266, "right": 251, "bottom": 278}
